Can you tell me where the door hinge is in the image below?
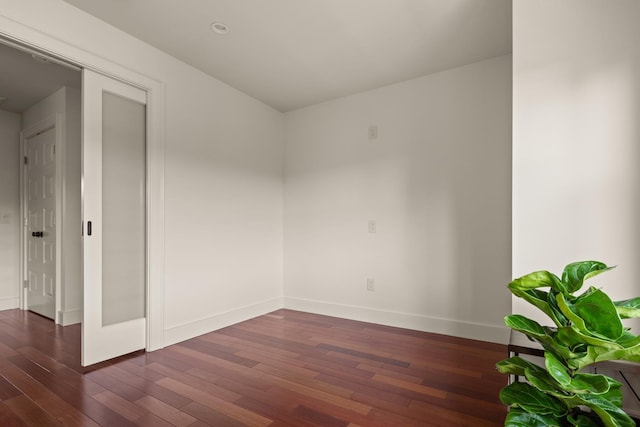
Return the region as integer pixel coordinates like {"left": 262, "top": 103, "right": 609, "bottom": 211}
{"left": 24, "top": 156, "right": 28, "bottom": 165}
{"left": 53, "top": 145, "right": 56, "bottom": 155}
{"left": 23, "top": 280, "right": 28, "bottom": 289}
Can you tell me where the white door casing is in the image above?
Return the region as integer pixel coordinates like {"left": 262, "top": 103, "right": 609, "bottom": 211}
{"left": 24, "top": 124, "right": 56, "bottom": 319}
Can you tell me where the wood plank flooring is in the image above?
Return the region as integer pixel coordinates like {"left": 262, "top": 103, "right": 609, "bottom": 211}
{"left": 0, "top": 309, "right": 507, "bottom": 426}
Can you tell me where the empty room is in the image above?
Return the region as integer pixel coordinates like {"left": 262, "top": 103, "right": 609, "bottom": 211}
{"left": 1, "top": 0, "right": 640, "bottom": 425}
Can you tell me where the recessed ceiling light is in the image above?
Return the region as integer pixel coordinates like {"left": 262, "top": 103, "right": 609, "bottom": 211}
{"left": 210, "top": 22, "right": 229, "bottom": 35}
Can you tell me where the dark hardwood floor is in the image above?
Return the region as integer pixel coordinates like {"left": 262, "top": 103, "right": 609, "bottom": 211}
{"left": 0, "top": 308, "right": 507, "bottom": 426}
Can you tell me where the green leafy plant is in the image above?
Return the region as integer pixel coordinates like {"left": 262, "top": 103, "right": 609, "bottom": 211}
{"left": 497, "top": 261, "right": 640, "bottom": 426}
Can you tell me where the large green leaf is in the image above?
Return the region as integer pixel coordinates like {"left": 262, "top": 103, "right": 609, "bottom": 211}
{"left": 505, "top": 316, "right": 577, "bottom": 361}
{"left": 496, "top": 356, "right": 542, "bottom": 376}
{"left": 557, "top": 292, "right": 590, "bottom": 333}
{"left": 504, "top": 408, "right": 561, "bottom": 427}
{"left": 568, "top": 342, "right": 640, "bottom": 371}
{"left": 556, "top": 326, "right": 622, "bottom": 351}
{"left": 614, "top": 297, "right": 640, "bottom": 319}
{"left": 525, "top": 355, "right": 610, "bottom": 397}
{"left": 566, "top": 373, "right": 611, "bottom": 395}
{"left": 573, "top": 288, "right": 624, "bottom": 340}
{"left": 614, "top": 331, "right": 640, "bottom": 348}
{"left": 540, "top": 327, "right": 585, "bottom": 362}
{"left": 505, "top": 315, "right": 546, "bottom": 338}
{"left": 548, "top": 289, "right": 570, "bottom": 326}
{"left": 599, "top": 377, "right": 624, "bottom": 408}
{"left": 509, "top": 287, "right": 562, "bottom": 325}
{"left": 593, "top": 345, "right": 640, "bottom": 364}
{"left": 545, "top": 352, "right": 570, "bottom": 386}
{"left": 579, "top": 394, "right": 635, "bottom": 427}
{"left": 556, "top": 289, "right": 623, "bottom": 341}
{"left": 500, "top": 382, "right": 568, "bottom": 416}
{"left": 525, "top": 367, "right": 569, "bottom": 398}
{"left": 510, "top": 270, "right": 567, "bottom": 295}
{"left": 562, "top": 261, "right": 612, "bottom": 294}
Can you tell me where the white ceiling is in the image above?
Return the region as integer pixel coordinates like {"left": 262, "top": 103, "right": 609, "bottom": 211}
{"left": 62, "top": 0, "right": 511, "bottom": 112}
{"left": 0, "top": 42, "right": 80, "bottom": 113}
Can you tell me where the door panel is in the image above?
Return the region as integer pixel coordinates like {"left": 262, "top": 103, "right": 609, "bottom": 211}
{"left": 26, "top": 126, "right": 56, "bottom": 319}
{"left": 101, "top": 91, "right": 146, "bottom": 326}
{"left": 82, "top": 69, "right": 147, "bottom": 366}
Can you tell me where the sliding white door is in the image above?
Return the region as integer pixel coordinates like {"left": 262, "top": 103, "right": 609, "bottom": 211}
{"left": 82, "top": 69, "right": 147, "bottom": 366}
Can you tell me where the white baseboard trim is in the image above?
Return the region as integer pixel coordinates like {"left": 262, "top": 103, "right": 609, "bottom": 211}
{"left": 0, "top": 297, "right": 19, "bottom": 311}
{"left": 58, "top": 308, "right": 81, "bottom": 326}
{"left": 283, "top": 297, "right": 510, "bottom": 344}
{"left": 163, "top": 297, "right": 284, "bottom": 347}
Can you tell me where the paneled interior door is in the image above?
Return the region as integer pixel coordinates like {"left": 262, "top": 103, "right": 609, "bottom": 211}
{"left": 25, "top": 125, "right": 56, "bottom": 319}
{"left": 82, "top": 68, "right": 147, "bottom": 366}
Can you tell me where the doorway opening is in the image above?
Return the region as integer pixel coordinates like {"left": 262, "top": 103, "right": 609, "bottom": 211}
{"left": 0, "top": 40, "right": 81, "bottom": 325}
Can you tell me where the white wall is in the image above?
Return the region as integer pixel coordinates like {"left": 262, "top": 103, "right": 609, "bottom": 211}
{"left": 284, "top": 55, "right": 512, "bottom": 343}
{"left": 513, "top": 1, "right": 640, "bottom": 324}
{"left": 23, "top": 86, "right": 81, "bottom": 325}
{"left": 162, "top": 75, "right": 284, "bottom": 344}
{"left": 0, "top": 109, "right": 21, "bottom": 310}
{"left": 0, "top": 0, "right": 284, "bottom": 346}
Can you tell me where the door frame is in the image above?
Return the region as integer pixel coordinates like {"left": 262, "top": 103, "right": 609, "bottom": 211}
{"left": 0, "top": 16, "right": 166, "bottom": 352}
{"left": 20, "top": 114, "right": 64, "bottom": 323}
